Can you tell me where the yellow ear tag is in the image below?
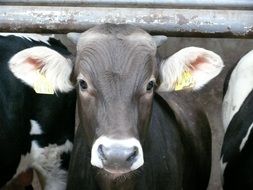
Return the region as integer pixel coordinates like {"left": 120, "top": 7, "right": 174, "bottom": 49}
{"left": 175, "top": 70, "right": 195, "bottom": 91}
{"left": 33, "top": 71, "right": 54, "bottom": 94}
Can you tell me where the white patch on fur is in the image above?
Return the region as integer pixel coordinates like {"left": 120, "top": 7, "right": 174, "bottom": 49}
{"left": 91, "top": 136, "right": 144, "bottom": 170}
{"left": 223, "top": 50, "right": 253, "bottom": 130}
{"left": 0, "top": 33, "right": 54, "bottom": 45}
{"left": 9, "top": 140, "right": 73, "bottom": 190}
{"left": 220, "top": 156, "right": 227, "bottom": 184}
{"left": 240, "top": 123, "right": 253, "bottom": 151}
{"left": 30, "top": 120, "right": 43, "bottom": 135}
{"left": 157, "top": 47, "right": 223, "bottom": 92}
{"left": 31, "top": 140, "right": 73, "bottom": 190}
{"left": 9, "top": 46, "right": 73, "bottom": 93}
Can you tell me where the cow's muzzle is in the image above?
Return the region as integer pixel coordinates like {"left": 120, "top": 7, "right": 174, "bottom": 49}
{"left": 91, "top": 136, "right": 144, "bottom": 174}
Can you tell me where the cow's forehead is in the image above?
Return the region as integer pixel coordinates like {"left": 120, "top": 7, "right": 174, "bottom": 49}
{"left": 77, "top": 24, "right": 156, "bottom": 51}
{"left": 74, "top": 24, "right": 157, "bottom": 89}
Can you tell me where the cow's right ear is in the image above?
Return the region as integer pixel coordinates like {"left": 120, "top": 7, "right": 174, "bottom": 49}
{"left": 157, "top": 47, "right": 224, "bottom": 92}
{"left": 9, "top": 46, "right": 74, "bottom": 94}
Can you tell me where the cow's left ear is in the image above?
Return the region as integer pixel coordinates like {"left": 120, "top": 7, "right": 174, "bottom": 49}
{"left": 9, "top": 46, "right": 74, "bottom": 94}
{"left": 157, "top": 47, "right": 224, "bottom": 92}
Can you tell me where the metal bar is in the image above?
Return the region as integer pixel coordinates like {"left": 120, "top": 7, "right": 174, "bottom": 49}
{"left": 0, "top": 0, "right": 252, "bottom": 9}
{"left": 0, "top": 6, "right": 252, "bottom": 38}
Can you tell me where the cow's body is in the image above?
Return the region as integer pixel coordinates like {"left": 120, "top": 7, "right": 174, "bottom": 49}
{"left": 221, "top": 50, "right": 253, "bottom": 189}
{"left": 66, "top": 24, "right": 223, "bottom": 190}
{"left": 0, "top": 34, "right": 76, "bottom": 189}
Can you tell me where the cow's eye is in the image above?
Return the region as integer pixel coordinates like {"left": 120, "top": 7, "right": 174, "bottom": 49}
{"left": 146, "top": 81, "right": 155, "bottom": 92}
{"left": 79, "top": 79, "right": 88, "bottom": 90}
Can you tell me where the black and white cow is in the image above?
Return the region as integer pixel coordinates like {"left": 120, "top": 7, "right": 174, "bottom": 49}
{"left": 0, "top": 34, "right": 76, "bottom": 189}
{"left": 66, "top": 24, "right": 223, "bottom": 190}
{"left": 221, "top": 50, "right": 253, "bottom": 189}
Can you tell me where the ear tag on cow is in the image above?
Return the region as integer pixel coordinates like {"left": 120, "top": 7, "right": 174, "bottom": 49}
{"left": 33, "top": 71, "right": 54, "bottom": 94}
{"left": 175, "top": 70, "right": 195, "bottom": 91}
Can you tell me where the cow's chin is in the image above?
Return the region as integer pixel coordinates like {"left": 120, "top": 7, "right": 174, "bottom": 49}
{"left": 101, "top": 167, "right": 134, "bottom": 180}
{"left": 104, "top": 168, "right": 130, "bottom": 175}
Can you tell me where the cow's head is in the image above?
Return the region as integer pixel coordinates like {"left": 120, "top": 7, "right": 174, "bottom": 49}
{"left": 68, "top": 24, "right": 223, "bottom": 176}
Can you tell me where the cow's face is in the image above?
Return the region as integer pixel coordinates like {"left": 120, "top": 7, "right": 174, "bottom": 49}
{"left": 69, "top": 23, "right": 224, "bottom": 176}
{"left": 73, "top": 25, "right": 156, "bottom": 174}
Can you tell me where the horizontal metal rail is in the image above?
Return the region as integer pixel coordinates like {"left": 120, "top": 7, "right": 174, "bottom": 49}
{"left": 0, "top": 0, "right": 252, "bottom": 9}
{"left": 0, "top": 5, "right": 252, "bottom": 38}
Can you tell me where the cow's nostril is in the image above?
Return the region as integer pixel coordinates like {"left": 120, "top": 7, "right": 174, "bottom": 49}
{"left": 98, "top": 144, "right": 107, "bottom": 160}
{"left": 126, "top": 146, "right": 138, "bottom": 162}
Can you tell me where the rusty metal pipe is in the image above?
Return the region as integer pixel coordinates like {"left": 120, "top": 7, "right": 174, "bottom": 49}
{"left": 0, "top": 5, "right": 252, "bottom": 38}
{"left": 0, "top": 0, "right": 252, "bottom": 9}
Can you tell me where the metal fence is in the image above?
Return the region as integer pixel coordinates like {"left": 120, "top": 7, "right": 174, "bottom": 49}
{"left": 0, "top": 0, "right": 252, "bottom": 37}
